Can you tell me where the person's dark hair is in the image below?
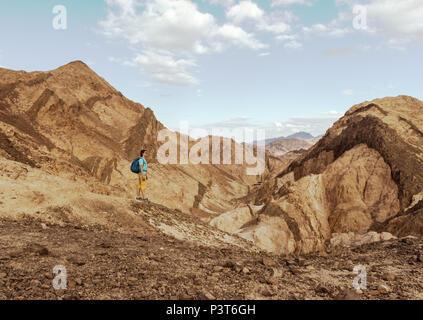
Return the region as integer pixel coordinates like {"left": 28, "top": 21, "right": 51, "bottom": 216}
{"left": 140, "top": 149, "right": 146, "bottom": 157}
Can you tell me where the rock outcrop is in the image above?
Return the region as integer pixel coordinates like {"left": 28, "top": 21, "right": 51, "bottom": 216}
{"left": 0, "top": 61, "right": 275, "bottom": 216}
{"left": 215, "top": 96, "right": 423, "bottom": 254}
{"left": 2, "top": 62, "right": 422, "bottom": 257}
{"left": 3, "top": 63, "right": 423, "bottom": 300}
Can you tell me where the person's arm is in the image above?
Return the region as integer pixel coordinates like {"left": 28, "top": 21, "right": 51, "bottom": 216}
{"left": 139, "top": 159, "right": 145, "bottom": 179}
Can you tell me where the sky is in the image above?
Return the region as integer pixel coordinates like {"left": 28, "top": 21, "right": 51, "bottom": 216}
{"left": 0, "top": 0, "right": 422, "bottom": 141}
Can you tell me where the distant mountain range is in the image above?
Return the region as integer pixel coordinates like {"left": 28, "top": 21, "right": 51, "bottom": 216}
{"left": 251, "top": 131, "right": 323, "bottom": 157}
{"left": 286, "top": 131, "right": 315, "bottom": 139}
{"left": 255, "top": 131, "right": 322, "bottom": 146}
{"left": 265, "top": 137, "right": 320, "bottom": 157}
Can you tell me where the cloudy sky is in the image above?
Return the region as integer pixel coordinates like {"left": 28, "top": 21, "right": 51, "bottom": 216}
{"left": 1, "top": 0, "right": 423, "bottom": 140}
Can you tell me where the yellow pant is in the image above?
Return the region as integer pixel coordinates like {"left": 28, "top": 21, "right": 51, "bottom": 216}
{"left": 138, "top": 175, "right": 147, "bottom": 191}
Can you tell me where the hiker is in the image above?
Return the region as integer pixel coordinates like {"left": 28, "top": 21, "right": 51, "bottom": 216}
{"left": 130, "top": 149, "right": 148, "bottom": 201}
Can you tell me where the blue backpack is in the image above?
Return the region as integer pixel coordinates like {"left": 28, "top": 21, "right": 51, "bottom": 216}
{"left": 130, "top": 157, "right": 141, "bottom": 174}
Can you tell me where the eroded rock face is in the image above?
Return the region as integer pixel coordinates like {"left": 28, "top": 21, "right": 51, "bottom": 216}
{"left": 2, "top": 63, "right": 422, "bottom": 258}
{"left": 239, "top": 175, "right": 331, "bottom": 254}
{"left": 384, "top": 199, "right": 423, "bottom": 237}
{"left": 330, "top": 231, "right": 396, "bottom": 248}
{"left": 0, "top": 62, "right": 273, "bottom": 215}
{"left": 217, "top": 96, "right": 423, "bottom": 255}
{"left": 210, "top": 206, "right": 254, "bottom": 234}
{"left": 282, "top": 96, "right": 423, "bottom": 211}
{"left": 323, "top": 144, "right": 400, "bottom": 233}
{"left": 215, "top": 144, "right": 402, "bottom": 255}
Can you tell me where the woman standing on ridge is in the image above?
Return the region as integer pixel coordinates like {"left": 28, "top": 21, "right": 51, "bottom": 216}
{"left": 133, "top": 149, "right": 148, "bottom": 201}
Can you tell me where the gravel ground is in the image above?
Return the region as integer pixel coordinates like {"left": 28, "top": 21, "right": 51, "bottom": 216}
{"left": 0, "top": 213, "right": 422, "bottom": 300}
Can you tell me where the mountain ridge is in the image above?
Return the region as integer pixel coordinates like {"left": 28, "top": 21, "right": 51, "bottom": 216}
{"left": 0, "top": 61, "right": 277, "bottom": 217}
{"left": 1, "top": 61, "right": 422, "bottom": 253}
{"left": 1, "top": 61, "right": 423, "bottom": 300}
{"left": 212, "top": 95, "right": 423, "bottom": 254}
{"left": 254, "top": 131, "right": 319, "bottom": 146}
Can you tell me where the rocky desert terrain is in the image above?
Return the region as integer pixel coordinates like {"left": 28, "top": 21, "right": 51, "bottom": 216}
{"left": 1, "top": 61, "right": 422, "bottom": 300}
{"left": 262, "top": 135, "right": 320, "bottom": 157}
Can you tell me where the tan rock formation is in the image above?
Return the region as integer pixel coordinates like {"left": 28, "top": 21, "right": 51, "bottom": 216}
{"left": 2, "top": 62, "right": 422, "bottom": 258}
{"left": 265, "top": 137, "right": 319, "bottom": 157}
{"left": 0, "top": 61, "right": 274, "bottom": 215}
{"left": 214, "top": 96, "right": 423, "bottom": 254}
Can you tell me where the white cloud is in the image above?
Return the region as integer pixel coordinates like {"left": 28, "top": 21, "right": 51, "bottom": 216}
{"left": 100, "top": 0, "right": 266, "bottom": 86}
{"left": 101, "top": 0, "right": 217, "bottom": 54}
{"left": 299, "top": 8, "right": 352, "bottom": 39}
{"left": 364, "top": 0, "right": 423, "bottom": 40}
{"left": 259, "top": 21, "right": 290, "bottom": 34}
{"left": 337, "top": 0, "right": 423, "bottom": 48}
{"left": 133, "top": 51, "right": 199, "bottom": 86}
{"left": 216, "top": 24, "right": 267, "bottom": 49}
{"left": 271, "top": 0, "right": 313, "bottom": 7}
{"left": 226, "top": 1, "right": 264, "bottom": 24}
{"left": 101, "top": 0, "right": 422, "bottom": 87}
{"left": 259, "top": 52, "right": 270, "bottom": 56}
{"left": 226, "top": 1, "right": 292, "bottom": 35}
{"left": 303, "top": 23, "right": 350, "bottom": 37}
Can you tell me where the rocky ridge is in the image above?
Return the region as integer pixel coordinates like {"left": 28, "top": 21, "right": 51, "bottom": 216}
{"left": 214, "top": 96, "right": 423, "bottom": 255}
